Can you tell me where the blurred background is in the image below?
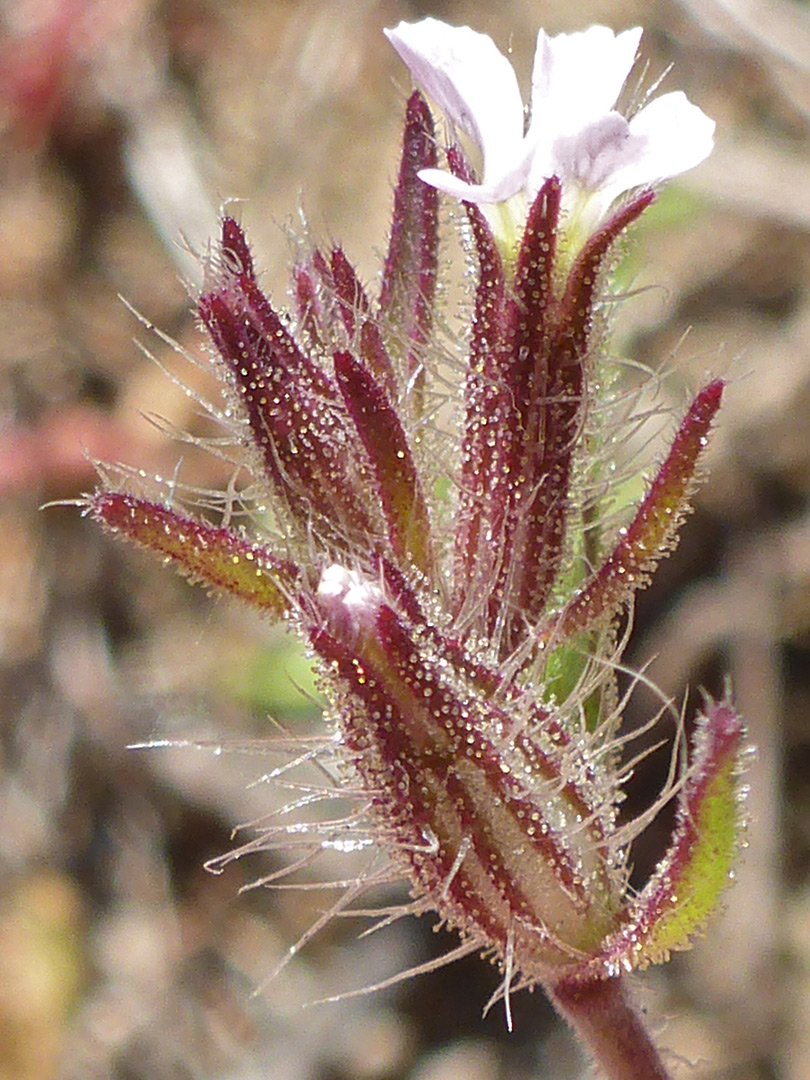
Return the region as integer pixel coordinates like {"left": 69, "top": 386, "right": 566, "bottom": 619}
{"left": 1, "top": 0, "right": 810, "bottom": 1077}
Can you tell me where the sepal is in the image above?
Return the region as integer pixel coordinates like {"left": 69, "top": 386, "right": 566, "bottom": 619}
{"left": 380, "top": 90, "right": 439, "bottom": 398}
{"left": 539, "top": 380, "right": 724, "bottom": 648}
{"left": 87, "top": 491, "right": 298, "bottom": 615}
{"left": 200, "top": 219, "right": 373, "bottom": 543}
{"left": 574, "top": 697, "right": 748, "bottom": 979}
{"left": 329, "top": 247, "right": 399, "bottom": 400}
{"left": 334, "top": 351, "right": 435, "bottom": 577}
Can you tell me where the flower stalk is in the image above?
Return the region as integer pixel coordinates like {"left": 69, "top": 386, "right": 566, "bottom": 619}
{"left": 83, "top": 17, "right": 749, "bottom": 1078}
{"left": 549, "top": 976, "right": 671, "bottom": 1080}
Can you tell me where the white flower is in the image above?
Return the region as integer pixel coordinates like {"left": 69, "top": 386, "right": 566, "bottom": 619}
{"left": 385, "top": 18, "right": 715, "bottom": 246}
{"left": 318, "top": 564, "right": 383, "bottom": 637}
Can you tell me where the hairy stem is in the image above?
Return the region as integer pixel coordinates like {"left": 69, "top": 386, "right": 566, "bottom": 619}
{"left": 548, "top": 975, "right": 672, "bottom": 1080}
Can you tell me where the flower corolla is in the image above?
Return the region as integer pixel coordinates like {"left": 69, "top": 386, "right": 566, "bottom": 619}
{"left": 385, "top": 18, "right": 715, "bottom": 249}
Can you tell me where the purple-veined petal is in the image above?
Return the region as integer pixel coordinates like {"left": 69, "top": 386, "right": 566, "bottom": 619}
{"left": 536, "top": 112, "right": 648, "bottom": 233}
{"left": 550, "top": 113, "right": 640, "bottom": 194}
{"left": 385, "top": 19, "right": 525, "bottom": 193}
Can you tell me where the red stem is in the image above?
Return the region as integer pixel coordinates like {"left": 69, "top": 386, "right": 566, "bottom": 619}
{"left": 548, "top": 975, "right": 672, "bottom": 1080}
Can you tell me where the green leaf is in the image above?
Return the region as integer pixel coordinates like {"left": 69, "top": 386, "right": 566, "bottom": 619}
{"left": 574, "top": 699, "right": 748, "bottom": 979}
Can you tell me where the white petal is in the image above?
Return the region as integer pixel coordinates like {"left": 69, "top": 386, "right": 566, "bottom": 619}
{"left": 530, "top": 26, "right": 642, "bottom": 134}
{"left": 318, "top": 564, "right": 362, "bottom": 599}
{"left": 385, "top": 19, "right": 525, "bottom": 182}
{"left": 317, "top": 564, "right": 383, "bottom": 635}
{"left": 599, "top": 91, "right": 715, "bottom": 202}
{"left": 548, "top": 113, "right": 640, "bottom": 193}
{"left": 417, "top": 162, "right": 530, "bottom": 206}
